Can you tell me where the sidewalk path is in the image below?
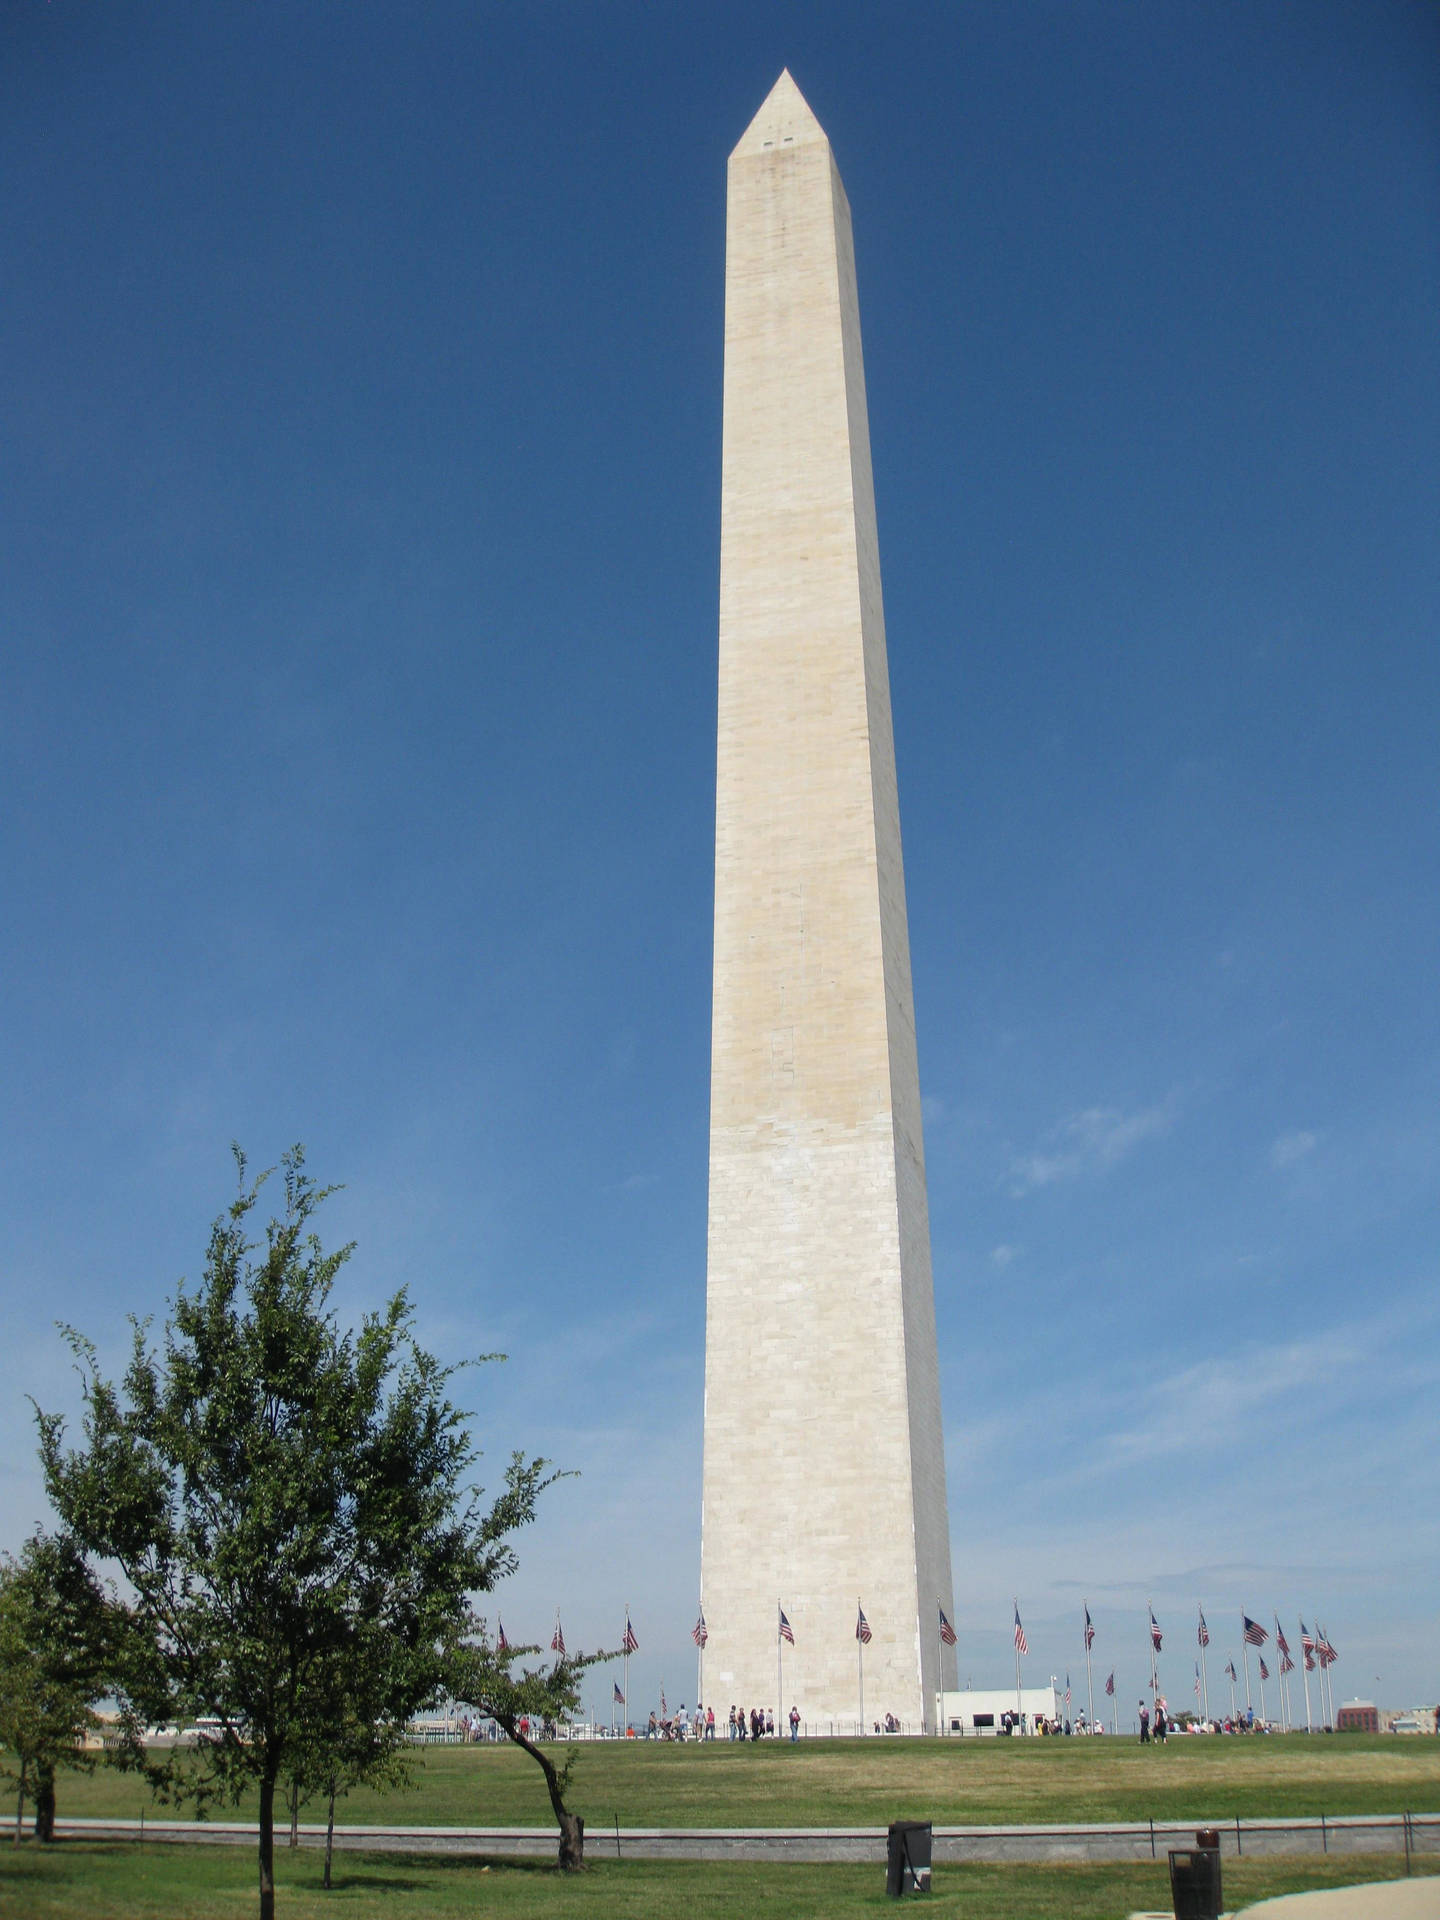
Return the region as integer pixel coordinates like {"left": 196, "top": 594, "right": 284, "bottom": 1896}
{"left": 54, "top": 1812, "right": 1439, "bottom": 1866}
{"left": 1241, "top": 1878, "right": 1440, "bottom": 1917}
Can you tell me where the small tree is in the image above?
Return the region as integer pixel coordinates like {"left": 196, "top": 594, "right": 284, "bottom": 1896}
{"left": 38, "top": 1148, "right": 555, "bottom": 1920}
{"left": 446, "top": 1620, "right": 614, "bottom": 1869}
{"left": 284, "top": 1700, "right": 412, "bottom": 1890}
{"left": 0, "top": 1531, "right": 123, "bottom": 1842}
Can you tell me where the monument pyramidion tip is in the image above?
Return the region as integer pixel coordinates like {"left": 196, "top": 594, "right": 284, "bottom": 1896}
{"left": 732, "top": 68, "right": 828, "bottom": 158}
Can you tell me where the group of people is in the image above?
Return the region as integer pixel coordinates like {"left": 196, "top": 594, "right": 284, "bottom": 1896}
{"left": 640, "top": 1703, "right": 809, "bottom": 1742}
{"left": 644, "top": 1704, "right": 716, "bottom": 1740}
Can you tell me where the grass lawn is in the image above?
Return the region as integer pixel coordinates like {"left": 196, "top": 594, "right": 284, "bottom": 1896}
{"left": 50, "top": 1733, "right": 1440, "bottom": 1833}
{"left": 0, "top": 1841, "right": 1435, "bottom": 1919}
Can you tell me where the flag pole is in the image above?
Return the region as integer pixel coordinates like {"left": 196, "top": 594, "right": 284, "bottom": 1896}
{"left": 1084, "top": 1604, "right": 1095, "bottom": 1735}
{"left": 936, "top": 1605, "right": 948, "bottom": 1743}
{"left": 857, "top": 1600, "right": 865, "bottom": 1737}
{"left": 1014, "top": 1598, "right": 1022, "bottom": 1732}
{"left": 1201, "top": 1635, "right": 1210, "bottom": 1722}
{"left": 1147, "top": 1600, "right": 1157, "bottom": 1704}
{"left": 1300, "top": 1623, "right": 1313, "bottom": 1733}
{"left": 1198, "top": 1606, "right": 1210, "bottom": 1723}
{"left": 1227, "top": 1661, "right": 1237, "bottom": 1724}
{"left": 1240, "top": 1612, "right": 1253, "bottom": 1715}
{"left": 1325, "top": 1625, "right": 1336, "bottom": 1728}
{"left": 777, "top": 1600, "right": 783, "bottom": 1738}
{"left": 1258, "top": 1658, "right": 1267, "bottom": 1726}
{"left": 623, "top": 1604, "right": 630, "bottom": 1734}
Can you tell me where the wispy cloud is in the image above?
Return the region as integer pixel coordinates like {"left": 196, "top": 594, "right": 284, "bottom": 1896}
{"left": 1096, "top": 1295, "right": 1440, "bottom": 1472}
{"left": 1270, "top": 1129, "right": 1318, "bottom": 1170}
{"left": 1010, "top": 1097, "right": 1177, "bottom": 1195}
{"left": 991, "top": 1244, "right": 1019, "bottom": 1269}
{"left": 1099, "top": 1335, "right": 1344, "bottom": 1467}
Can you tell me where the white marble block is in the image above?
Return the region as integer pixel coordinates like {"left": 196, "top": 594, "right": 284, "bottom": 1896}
{"left": 700, "top": 71, "right": 956, "bottom": 1730}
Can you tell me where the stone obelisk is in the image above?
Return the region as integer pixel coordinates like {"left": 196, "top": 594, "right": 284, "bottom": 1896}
{"left": 700, "top": 72, "right": 956, "bottom": 1730}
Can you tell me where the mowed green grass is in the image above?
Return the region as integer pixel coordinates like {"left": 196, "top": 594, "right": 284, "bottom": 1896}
{"left": 1, "top": 1843, "right": 1436, "bottom": 1920}
{"left": 50, "top": 1732, "right": 1440, "bottom": 1832}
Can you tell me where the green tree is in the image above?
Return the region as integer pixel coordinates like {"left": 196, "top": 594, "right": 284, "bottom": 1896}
{"left": 37, "top": 1147, "right": 554, "bottom": 1920}
{"left": 295, "top": 1703, "right": 412, "bottom": 1892}
{"left": 446, "top": 1619, "right": 614, "bottom": 1869}
{"left": 0, "top": 1531, "right": 123, "bottom": 1843}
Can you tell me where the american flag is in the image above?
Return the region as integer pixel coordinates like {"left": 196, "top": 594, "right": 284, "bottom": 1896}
{"left": 779, "top": 1608, "right": 795, "bottom": 1646}
{"left": 1105, "top": 1672, "right": 1115, "bottom": 1697}
{"left": 1065, "top": 1674, "right": 1071, "bottom": 1708}
{"left": 856, "top": 1606, "right": 872, "bottom": 1644}
{"left": 1013, "top": 1604, "right": 1028, "bottom": 1656}
{"left": 661, "top": 1685, "right": 668, "bottom": 1715}
{"left": 1084, "top": 1606, "right": 1095, "bottom": 1650}
{"left": 613, "top": 1682, "right": 625, "bottom": 1705}
{"left": 1319, "top": 1634, "right": 1337, "bottom": 1668}
{"left": 1301, "top": 1622, "right": 1316, "bottom": 1671}
{"left": 1259, "top": 1656, "right": 1270, "bottom": 1682}
{"left": 939, "top": 1607, "right": 958, "bottom": 1647}
{"left": 692, "top": 1612, "right": 708, "bottom": 1649}
{"left": 1149, "top": 1607, "right": 1162, "bottom": 1652}
{"left": 1280, "top": 1649, "right": 1295, "bottom": 1675}
{"left": 551, "top": 1616, "right": 566, "bottom": 1657}
{"left": 1274, "top": 1619, "right": 1291, "bottom": 1659}
{"left": 1225, "top": 1661, "right": 1238, "bottom": 1682}
{"left": 1198, "top": 1609, "right": 1210, "bottom": 1649}
{"left": 496, "top": 1618, "right": 509, "bottom": 1652}
{"left": 623, "top": 1614, "right": 639, "bottom": 1654}
{"left": 1242, "top": 1615, "right": 1267, "bottom": 1648}
{"left": 1194, "top": 1663, "right": 1201, "bottom": 1697}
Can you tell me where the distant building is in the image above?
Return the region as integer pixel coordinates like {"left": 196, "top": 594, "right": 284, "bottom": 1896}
{"left": 940, "top": 1686, "right": 1062, "bottom": 1734}
{"left": 1336, "top": 1700, "right": 1379, "bottom": 1733}
{"left": 1381, "top": 1708, "right": 1436, "bottom": 1735}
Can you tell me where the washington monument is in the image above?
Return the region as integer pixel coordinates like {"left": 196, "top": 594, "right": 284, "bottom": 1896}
{"left": 700, "top": 72, "right": 957, "bottom": 1729}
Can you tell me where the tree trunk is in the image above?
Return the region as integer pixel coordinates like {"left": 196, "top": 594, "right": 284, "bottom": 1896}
{"left": 33, "top": 1764, "right": 55, "bottom": 1843}
{"left": 13, "top": 1758, "right": 26, "bottom": 1846}
{"left": 258, "top": 1771, "right": 277, "bottom": 1920}
{"left": 506, "top": 1722, "right": 584, "bottom": 1869}
{"left": 555, "top": 1807, "right": 585, "bottom": 1871}
{"left": 288, "top": 1776, "right": 300, "bottom": 1849}
{"left": 323, "top": 1782, "right": 336, "bottom": 1890}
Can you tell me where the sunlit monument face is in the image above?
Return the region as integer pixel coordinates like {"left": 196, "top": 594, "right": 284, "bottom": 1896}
{"left": 700, "top": 71, "right": 955, "bottom": 1730}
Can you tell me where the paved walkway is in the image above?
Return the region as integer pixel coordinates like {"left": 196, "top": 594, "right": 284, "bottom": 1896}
{"left": 56, "top": 1812, "right": 1438, "bottom": 1866}
{"left": 1241, "top": 1878, "right": 1440, "bottom": 1918}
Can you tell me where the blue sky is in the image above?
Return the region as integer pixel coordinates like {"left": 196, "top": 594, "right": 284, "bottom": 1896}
{"left": 2, "top": 0, "right": 1437, "bottom": 1722}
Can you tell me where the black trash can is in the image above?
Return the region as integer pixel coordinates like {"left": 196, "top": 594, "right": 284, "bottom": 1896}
{"left": 886, "top": 1821, "right": 932, "bottom": 1896}
{"left": 1168, "top": 1845, "right": 1222, "bottom": 1920}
